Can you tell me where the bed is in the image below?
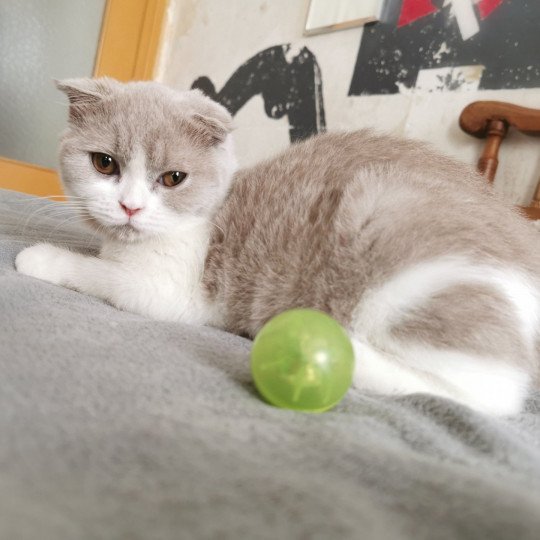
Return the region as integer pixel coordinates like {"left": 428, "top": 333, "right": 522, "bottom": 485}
{"left": 1, "top": 188, "right": 539, "bottom": 539}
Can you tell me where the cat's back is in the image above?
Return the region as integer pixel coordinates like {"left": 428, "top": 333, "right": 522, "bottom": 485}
{"left": 204, "top": 130, "right": 540, "bottom": 336}
{"left": 231, "top": 129, "right": 475, "bottom": 193}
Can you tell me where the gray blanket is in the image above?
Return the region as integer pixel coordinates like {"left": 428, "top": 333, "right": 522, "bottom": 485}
{"left": 1, "top": 188, "right": 539, "bottom": 540}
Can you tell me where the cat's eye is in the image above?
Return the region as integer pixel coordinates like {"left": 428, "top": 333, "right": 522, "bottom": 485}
{"left": 158, "top": 171, "right": 188, "bottom": 188}
{"left": 91, "top": 153, "right": 118, "bottom": 175}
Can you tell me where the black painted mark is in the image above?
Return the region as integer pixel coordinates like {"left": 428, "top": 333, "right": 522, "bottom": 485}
{"left": 192, "top": 45, "right": 326, "bottom": 143}
{"left": 349, "top": 0, "right": 540, "bottom": 95}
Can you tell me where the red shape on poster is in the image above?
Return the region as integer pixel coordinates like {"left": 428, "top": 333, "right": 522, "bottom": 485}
{"left": 477, "top": 0, "right": 504, "bottom": 19}
{"left": 397, "top": 0, "right": 438, "bottom": 28}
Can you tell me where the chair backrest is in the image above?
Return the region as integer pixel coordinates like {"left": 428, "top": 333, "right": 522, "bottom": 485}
{"left": 459, "top": 101, "right": 540, "bottom": 220}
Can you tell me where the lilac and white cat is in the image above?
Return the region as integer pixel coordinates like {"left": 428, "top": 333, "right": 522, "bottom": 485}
{"left": 16, "top": 78, "right": 540, "bottom": 415}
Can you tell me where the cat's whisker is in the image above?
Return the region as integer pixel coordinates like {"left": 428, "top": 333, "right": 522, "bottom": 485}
{"left": 85, "top": 223, "right": 107, "bottom": 249}
{"left": 18, "top": 206, "right": 87, "bottom": 233}
{"left": 43, "top": 216, "right": 96, "bottom": 242}
{"left": 10, "top": 200, "right": 84, "bottom": 209}
{"left": 7, "top": 193, "right": 85, "bottom": 199}
{"left": 20, "top": 205, "right": 66, "bottom": 235}
{"left": 12, "top": 199, "right": 88, "bottom": 210}
{"left": 34, "top": 206, "right": 88, "bottom": 215}
{"left": 22, "top": 206, "right": 87, "bottom": 217}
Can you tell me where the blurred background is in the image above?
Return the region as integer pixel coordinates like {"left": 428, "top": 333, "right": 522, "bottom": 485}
{"left": 1, "top": 0, "right": 539, "bottom": 204}
{"left": 0, "top": 0, "right": 165, "bottom": 196}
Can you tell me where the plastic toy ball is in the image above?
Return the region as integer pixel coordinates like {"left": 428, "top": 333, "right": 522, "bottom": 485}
{"left": 250, "top": 309, "right": 355, "bottom": 413}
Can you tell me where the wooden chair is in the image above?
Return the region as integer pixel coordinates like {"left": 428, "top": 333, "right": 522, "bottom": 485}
{"left": 459, "top": 101, "right": 540, "bottom": 220}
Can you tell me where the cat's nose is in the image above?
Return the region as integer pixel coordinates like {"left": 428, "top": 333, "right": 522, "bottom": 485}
{"left": 119, "top": 202, "right": 142, "bottom": 217}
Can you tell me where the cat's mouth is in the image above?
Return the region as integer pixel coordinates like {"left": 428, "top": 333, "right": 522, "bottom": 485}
{"left": 107, "top": 221, "right": 148, "bottom": 242}
{"left": 81, "top": 208, "right": 149, "bottom": 242}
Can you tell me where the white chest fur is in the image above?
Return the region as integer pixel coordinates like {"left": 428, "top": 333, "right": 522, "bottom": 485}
{"left": 98, "top": 223, "right": 220, "bottom": 325}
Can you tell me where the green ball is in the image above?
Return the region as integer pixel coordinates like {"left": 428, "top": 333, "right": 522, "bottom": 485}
{"left": 250, "top": 309, "right": 355, "bottom": 413}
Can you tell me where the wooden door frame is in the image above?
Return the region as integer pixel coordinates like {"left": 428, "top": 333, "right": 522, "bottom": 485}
{"left": 0, "top": 0, "right": 168, "bottom": 197}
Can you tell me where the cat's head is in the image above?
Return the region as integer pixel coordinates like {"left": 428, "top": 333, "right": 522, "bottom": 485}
{"left": 57, "top": 78, "right": 236, "bottom": 243}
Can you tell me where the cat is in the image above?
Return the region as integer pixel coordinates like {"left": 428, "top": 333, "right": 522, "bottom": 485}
{"left": 15, "top": 78, "right": 540, "bottom": 416}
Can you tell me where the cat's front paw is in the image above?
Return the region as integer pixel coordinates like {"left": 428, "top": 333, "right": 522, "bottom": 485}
{"left": 15, "top": 243, "right": 73, "bottom": 286}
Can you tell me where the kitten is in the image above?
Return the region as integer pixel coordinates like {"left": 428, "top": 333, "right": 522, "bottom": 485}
{"left": 16, "top": 78, "right": 540, "bottom": 416}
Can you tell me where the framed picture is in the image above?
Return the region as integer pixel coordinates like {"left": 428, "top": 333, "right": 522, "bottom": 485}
{"left": 304, "top": 0, "right": 382, "bottom": 36}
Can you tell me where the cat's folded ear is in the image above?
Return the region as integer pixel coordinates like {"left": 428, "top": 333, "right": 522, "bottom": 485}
{"left": 55, "top": 77, "right": 121, "bottom": 123}
{"left": 187, "top": 89, "right": 234, "bottom": 146}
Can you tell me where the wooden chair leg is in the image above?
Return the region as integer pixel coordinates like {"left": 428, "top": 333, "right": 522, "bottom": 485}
{"left": 529, "top": 178, "right": 540, "bottom": 209}
{"left": 477, "top": 119, "right": 508, "bottom": 183}
{"left": 460, "top": 101, "right": 540, "bottom": 220}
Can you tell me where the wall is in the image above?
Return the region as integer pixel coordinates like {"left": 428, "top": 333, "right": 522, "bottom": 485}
{"left": 156, "top": 0, "right": 540, "bottom": 205}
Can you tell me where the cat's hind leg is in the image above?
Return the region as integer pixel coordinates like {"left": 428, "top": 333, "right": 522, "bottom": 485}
{"left": 350, "top": 339, "right": 530, "bottom": 415}
{"left": 350, "top": 257, "right": 538, "bottom": 416}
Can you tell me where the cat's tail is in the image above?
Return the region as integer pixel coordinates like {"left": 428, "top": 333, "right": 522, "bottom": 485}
{"left": 349, "top": 256, "right": 537, "bottom": 416}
